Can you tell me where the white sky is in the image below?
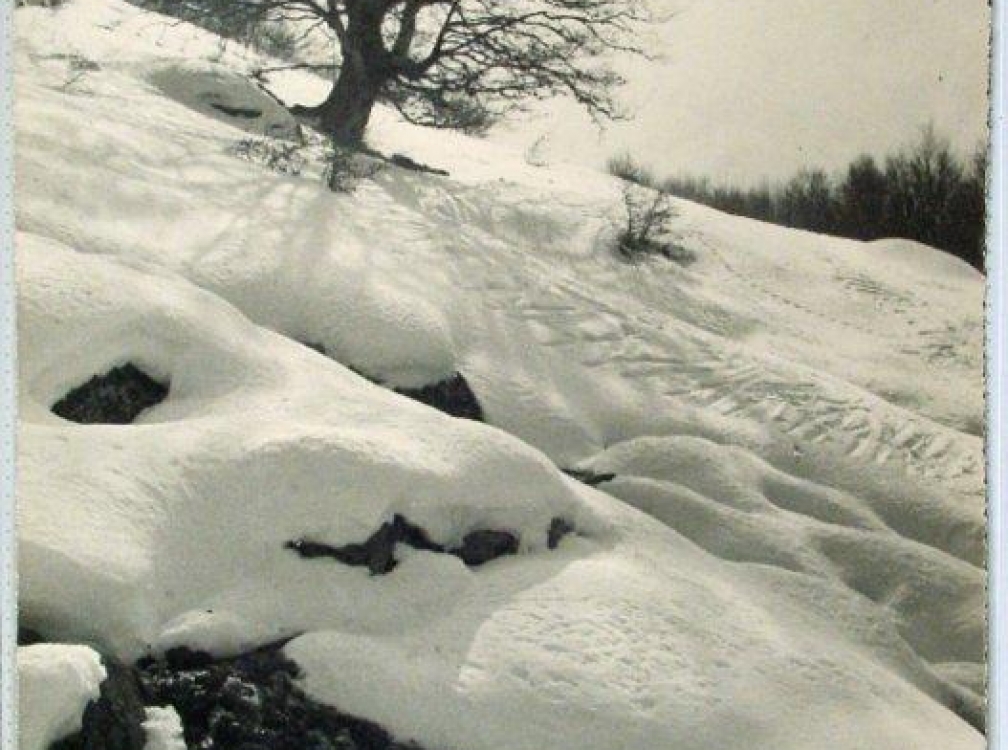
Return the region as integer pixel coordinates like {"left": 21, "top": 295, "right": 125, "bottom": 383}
{"left": 494, "top": 0, "right": 991, "bottom": 185}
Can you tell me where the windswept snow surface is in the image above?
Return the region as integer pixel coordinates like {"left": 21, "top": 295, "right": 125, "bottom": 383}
{"left": 17, "top": 644, "right": 106, "bottom": 750}
{"left": 15, "top": 2, "right": 986, "bottom": 749}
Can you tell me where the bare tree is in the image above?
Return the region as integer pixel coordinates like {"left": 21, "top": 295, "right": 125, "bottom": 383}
{"left": 151, "top": 0, "right": 650, "bottom": 146}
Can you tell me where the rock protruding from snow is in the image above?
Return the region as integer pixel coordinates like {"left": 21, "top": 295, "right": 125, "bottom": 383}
{"left": 285, "top": 515, "right": 442, "bottom": 575}
{"left": 17, "top": 645, "right": 107, "bottom": 750}
{"left": 51, "top": 364, "right": 168, "bottom": 424}
{"left": 561, "top": 468, "right": 616, "bottom": 487}
{"left": 286, "top": 514, "right": 560, "bottom": 573}
{"left": 50, "top": 660, "right": 147, "bottom": 750}
{"left": 453, "top": 529, "right": 519, "bottom": 566}
{"left": 396, "top": 372, "right": 484, "bottom": 421}
{"left": 139, "top": 643, "right": 425, "bottom": 750}
{"left": 300, "top": 342, "right": 482, "bottom": 421}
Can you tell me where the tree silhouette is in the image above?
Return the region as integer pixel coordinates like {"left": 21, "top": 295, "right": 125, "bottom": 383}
{"left": 155, "top": 0, "right": 649, "bottom": 145}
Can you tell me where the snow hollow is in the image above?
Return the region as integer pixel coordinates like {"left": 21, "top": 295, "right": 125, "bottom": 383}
{"left": 13, "top": 2, "right": 987, "bottom": 750}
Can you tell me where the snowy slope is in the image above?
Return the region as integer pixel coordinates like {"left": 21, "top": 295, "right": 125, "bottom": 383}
{"left": 14, "top": 2, "right": 986, "bottom": 749}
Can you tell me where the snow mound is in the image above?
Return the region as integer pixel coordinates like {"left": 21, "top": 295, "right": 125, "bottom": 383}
{"left": 17, "top": 644, "right": 107, "bottom": 750}
{"left": 579, "top": 435, "right": 984, "bottom": 667}
{"left": 868, "top": 238, "right": 985, "bottom": 281}
{"left": 146, "top": 59, "right": 300, "bottom": 140}
{"left": 17, "top": 232, "right": 594, "bottom": 657}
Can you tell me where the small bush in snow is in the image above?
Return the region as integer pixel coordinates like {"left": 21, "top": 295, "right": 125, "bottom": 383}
{"left": 616, "top": 186, "right": 693, "bottom": 265}
{"left": 324, "top": 147, "right": 383, "bottom": 193}
{"left": 233, "top": 137, "right": 305, "bottom": 176}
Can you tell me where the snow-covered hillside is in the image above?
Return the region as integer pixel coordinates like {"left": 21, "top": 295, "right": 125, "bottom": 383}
{"left": 14, "top": 2, "right": 986, "bottom": 750}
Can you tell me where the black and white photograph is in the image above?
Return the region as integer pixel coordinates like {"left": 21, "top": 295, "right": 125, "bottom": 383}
{"left": 6, "top": 1, "right": 994, "bottom": 749}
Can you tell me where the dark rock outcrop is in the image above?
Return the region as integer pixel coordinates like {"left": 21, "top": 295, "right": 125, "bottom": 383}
{"left": 547, "top": 517, "right": 574, "bottom": 549}
{"left": 287, "top": 514, "right": 573, "bottom": 573}
{"left": 210, "top": 102, "right": 263, "bottom": 119}
{"left": 561, "top": 468, "right": 616, "bottom": 487}
{"left": 51, "top": 660, "right": 147, "bottom": 750}
{"left": 139, "top": 642, "right": 424, "bottom": 750}
{"left": 293, "top": 342, "right": 482, "bottom": 423}
{"left": 395, "top": 373, "right": 483, "bottom": 422}
{"left": 286, "top": 514, "right": 441, "bottom": 575}
{"left": 17, "top": 625, "right": 46, "bottom": 645}
{"left": 51, "top": 364, "right": 168, "bottom": 424}
{"left": 453, "top": 530, "right": 519, "bottom": 566}
{"left": 388, "top": 153, "right": 449, "bottom": 177}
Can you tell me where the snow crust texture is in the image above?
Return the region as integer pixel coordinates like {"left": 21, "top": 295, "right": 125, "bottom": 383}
{"left": 14, "top": 3, "right": 986, "bottom": 750}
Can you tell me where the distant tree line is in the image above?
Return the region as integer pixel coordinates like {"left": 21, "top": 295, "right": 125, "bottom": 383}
{"left": 610, "top": 128, "right": 987, "bottom": 273}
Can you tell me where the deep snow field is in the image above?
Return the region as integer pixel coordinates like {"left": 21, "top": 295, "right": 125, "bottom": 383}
{"left": 14, "top": 2, "right": 987, "bottom": 749}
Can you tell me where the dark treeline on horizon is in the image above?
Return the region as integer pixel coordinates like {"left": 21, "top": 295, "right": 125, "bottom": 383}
{"left": 611, "top": 128, "right": 987, "bottom": 273}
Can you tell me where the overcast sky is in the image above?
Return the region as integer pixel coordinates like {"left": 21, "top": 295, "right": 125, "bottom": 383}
{"left": 494, "top": 0, "right": 991, "bottom": 185}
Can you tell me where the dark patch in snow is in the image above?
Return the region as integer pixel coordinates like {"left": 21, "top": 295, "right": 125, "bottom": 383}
{"left": 17, "top": 625, "right": 46, "bottom": 645}
{"left": 51, "top": 364, "right": 168, "bottom": 424}
{"left": 286, "top": 514, "right": 442, "bottom": 575}
{"left": 137, "top": 642, "right": 426, "bottom": 750}
{"left": 233, "top": 138, "right": 305, "bottom": 176}
{"left": 453, "top": 530, "right": 519, "bottom": 566}
{"left": 163, "top": 646, "right": 216, "bottom": 670}
{"left": 547, "top": 517, "right": 575, "bottom": 549}
{"left": 51, "top": 660, "right": 147, "bottom": 750}
{"left": 287, "top": 514, "right": 572, "bottom": 573}
{"left": 388, "top": 153, "right": 449, "bottom": 177}
{"left": 561, "top": 468, "right": 616, "bottom": 487}
{"left": 395, "top": 373, "right": 483, "bottom": 422}
{"left": 210, "top": 102, "right": 263, "bottom": 119}
{"left": 293, "top": 342, "right": 483, "bottom": 422}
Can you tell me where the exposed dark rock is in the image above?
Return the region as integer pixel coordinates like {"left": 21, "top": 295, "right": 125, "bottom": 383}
{"left": 291, "top": 342, "right": 480, "bottom": 422}
{"left": 286, "top": 514, "right": 443, "bottom": 575}
{"left": 388, "top": 153, "right": 449, "bottom": 177}
{"left": 51, "top": 364, "right": 168, "bottom": 425}
{"left": 210, "top": 102, "right": 263, "bottom": 119}
{"left": 396, "top": 373, "right": 483, "bottom": 421}
{"left": 17, "top": 625, "right": 46, "bottom": 645}
{"left": 164, "top": 645, "right": 216, "bottom": 670}
{"left": 139, "top": 642, "right": 425, "bottom": 750}
{"left": 561, "top": 468, "right": 616, "bottom": 487}
{"left": 287, "top": 514, "right": 527, "bottom": 572}
{"left": 51, "top": 660, "right": 147, "bottom": 750}
{"left": 547, "top": 517, "right": 574, "bottom": 550}
{"left": 453, "top": 529, "right": 519, "bottom": 566}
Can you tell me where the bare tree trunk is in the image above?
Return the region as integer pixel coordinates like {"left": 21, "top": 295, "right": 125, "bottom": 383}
{"left": 314, "top": 48, "right": 379, "bottom": 147}
{"left": 300, "top": 3, "right": 389, "bottom": 147}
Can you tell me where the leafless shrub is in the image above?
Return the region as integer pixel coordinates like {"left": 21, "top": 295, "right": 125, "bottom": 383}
{"left": 616, "top": 186, "right": 693, "bottom": 265}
